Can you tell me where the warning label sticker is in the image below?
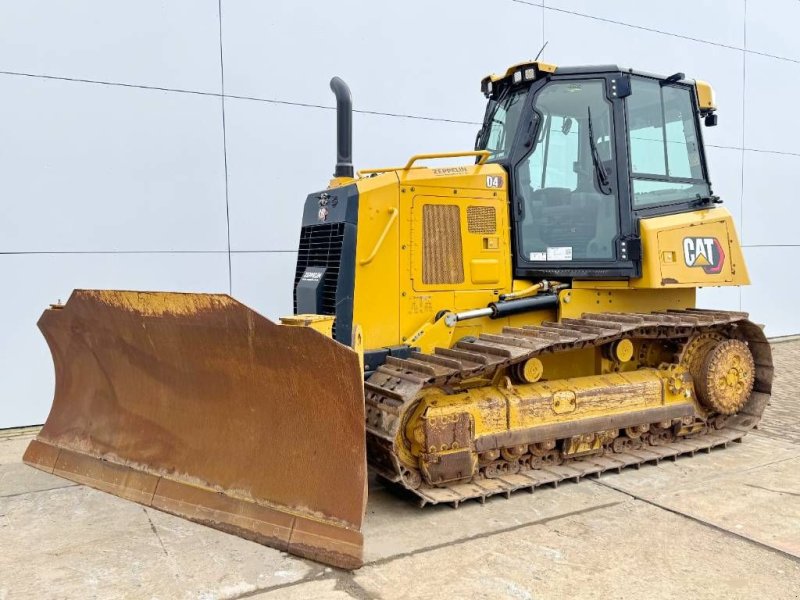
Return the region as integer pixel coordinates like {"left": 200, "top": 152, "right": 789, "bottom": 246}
{"left": 546, "top": 247, "right": 573, "bottom": 261}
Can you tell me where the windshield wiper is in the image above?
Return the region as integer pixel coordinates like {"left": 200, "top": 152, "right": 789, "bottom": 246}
{"left": 587, "top": 107, "right": 612, "bottom": 195}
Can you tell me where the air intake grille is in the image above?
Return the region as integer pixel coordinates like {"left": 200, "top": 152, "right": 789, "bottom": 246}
{"left": 467, "top": 206, "right": 496, "bottom": 234}
{"left": 294, "top": 223, "right": 345, "bottom": 334}
{"left": 422, "top": 204, "right": 464, "bottom": 285}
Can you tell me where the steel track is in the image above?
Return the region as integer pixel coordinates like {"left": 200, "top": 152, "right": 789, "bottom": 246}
{"left": 364, "top": 309, "right": 773, "bottom": 507}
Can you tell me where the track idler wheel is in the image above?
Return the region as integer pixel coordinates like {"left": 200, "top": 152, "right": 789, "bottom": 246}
{"left": 695, "top": 339, "right": 755, "bottom": 415}
{"left": 400, "top": 467, "right": 422, "bottom": 490}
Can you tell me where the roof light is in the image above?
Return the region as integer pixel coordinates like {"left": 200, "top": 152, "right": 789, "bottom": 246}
{"left": 513, "top": 70, "right": 522, "bottom": 84}
{"left": 523, "top": 67, "right": 536, "bottom": 81}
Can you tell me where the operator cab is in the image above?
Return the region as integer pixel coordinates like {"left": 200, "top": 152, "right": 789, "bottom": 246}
{"left": 476, "top": 61, "right": 717, "bottom": 280}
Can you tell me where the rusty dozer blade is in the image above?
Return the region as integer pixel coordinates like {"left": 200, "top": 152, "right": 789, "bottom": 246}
{"left": 23, "top": 289, "right": 367, "bottom": 569}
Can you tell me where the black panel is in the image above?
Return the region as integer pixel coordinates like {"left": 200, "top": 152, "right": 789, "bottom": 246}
{"left": 301, "top": 185, "right": 359, "bottom": 226}
{"left": 556, "top": 65, "right": 693, "bottom": 85}
{"left": 295, "top": 266, "right": 327, "bottom": 314}
{"left": 363, "top": 345, "right": 416, "bottom": 375}
{"left": 555, "top": 64, "right": 620, "bottom": 75}
{"left": 294, "top": 184, "right": 358, "bottom": 346}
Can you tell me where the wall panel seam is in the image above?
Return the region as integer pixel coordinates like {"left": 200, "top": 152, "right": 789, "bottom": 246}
{"left": 0, "top": 70, "right": 480, "bottom": 126}
{"left": 514, "top": 0, "right": 800, "bottom": 65}
{"left": 218, "top": 0, "right": 232, "bottom": 294}
{"left": 740, "top": 0, "right": 748, "bottom": 267}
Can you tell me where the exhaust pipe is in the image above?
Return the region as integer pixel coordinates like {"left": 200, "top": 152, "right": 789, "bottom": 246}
{"left": 329, "top": 76, "right": 354, "bottom": 178}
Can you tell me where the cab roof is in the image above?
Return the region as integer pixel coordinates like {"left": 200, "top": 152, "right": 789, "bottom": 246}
{"left": 481, "top": 61, "right": 716, "bottom": 111}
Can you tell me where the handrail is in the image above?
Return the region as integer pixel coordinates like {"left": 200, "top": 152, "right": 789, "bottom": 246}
{"left": 359, "top": 207, "right": 399, "bottom": 266}
{"left": 403, "top": 150, "right": 490, "bottom": 170}
{"left": 356, "top": 150, "right": 491, "bottom": 177}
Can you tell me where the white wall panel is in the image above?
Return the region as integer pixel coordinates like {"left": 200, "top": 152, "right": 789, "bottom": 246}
{"left": 544, "top": 9, "right": 744, "bottom": 149}
{"left": 0, "top": 252, "right": 229, "bottom": 428}
{"left": 705, "top": 146, "right": 743, "bottom": 229}
{"left": 224, "top": 99, "right": 335, "bottom": 252}
{"left": 230, "top": 251, "right": 298, "bottom": 320}
{"left": 221, "top": 0, "right": 543, "bottom": 122}
{"left": 741, "top": 246, "right": 799, "bottom": 337}
{"left": 697, "top": 286, "right": 741, "bottom": 313}
{"left": 0, "top": 0, "right": 221, "bottom": 93}
{"left": 740, "top": 149, "right": 799, "bottom": 247}
{"left": 746, "top": 0, "right": 800, "bottom": 61}
{"left": 225, "top": 97, "right": 478, "bottom": 251}
{"left": 744, "top": 52, "right": 800, "bottom": 154}
{"left": 545, "top": 0, "right": 745, "bottom": 49}
{"left": 0, "top": 76, "right": 229, "bottom": 253}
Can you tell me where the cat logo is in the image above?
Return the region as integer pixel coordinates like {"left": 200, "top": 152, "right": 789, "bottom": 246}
{"left": 683, "top": 237, "right": 725, "bottom": 274}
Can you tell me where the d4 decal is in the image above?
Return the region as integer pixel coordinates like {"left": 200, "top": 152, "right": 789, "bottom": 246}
{"left": 683, "top": 237, "right": 725, "bottom": 274}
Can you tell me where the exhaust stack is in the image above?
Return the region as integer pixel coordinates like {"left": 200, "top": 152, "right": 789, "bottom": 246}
{"left": 329, "top": 76, "right": 354, "bottom": 178}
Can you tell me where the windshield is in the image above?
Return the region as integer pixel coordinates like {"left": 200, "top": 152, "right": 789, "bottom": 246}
{"left": 477, "top": 88, "right": 528, "bottom": 160}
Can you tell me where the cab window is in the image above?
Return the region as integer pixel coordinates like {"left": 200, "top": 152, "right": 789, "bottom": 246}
{"left": 516, "top": 80, "right": 619, "bottom": 262}
{"left": 627, "top": 78, "right": 710, "bottom": 207}
{"left": 479, "top": 88, "right": 527, "bottom": 160}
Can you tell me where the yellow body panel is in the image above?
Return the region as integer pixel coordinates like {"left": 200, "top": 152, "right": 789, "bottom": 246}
{"left": 695, "top": 80, "right": 717, "bottom": 111}
{"left": 559, "top": 287, "right": 696, "bottom": 319}
{"left": 352, "top": 162, "right": 524, "bottom": 352}
{"left": 482, "top": 60, "right": 557, "bottom": 86}
{"left": 351, "top": 173, "right": 401, "bottom": 349}
{"left": 634, "top": 207, "right": 748, "bottom": 288}
{"left": 279, "top": 314, "right": 336, "bottom": 337}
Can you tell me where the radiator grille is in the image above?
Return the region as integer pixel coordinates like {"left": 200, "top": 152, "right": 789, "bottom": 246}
{"left": 294, "top": 223, "right": 345, "bottom": 335}
{"left": 467, "top": 206, "right": 496, "bottom": 234}
{"left": 422, "top": 204, "right": 464, "bottom": 285}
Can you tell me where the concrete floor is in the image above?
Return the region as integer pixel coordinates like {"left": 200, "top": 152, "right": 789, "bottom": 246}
{"left": 1, "top": 341, "right": 799, "bottom": 599}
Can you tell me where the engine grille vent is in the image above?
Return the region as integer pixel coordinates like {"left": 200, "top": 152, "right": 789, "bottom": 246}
{"left": 467, "top": 206, "right": 496, "bottom": 234}
{"left": 294, "top": 222, "right": 345, "bottom": 334}
{"left": 422, "top": 204, "right": 464, "bottom": 285}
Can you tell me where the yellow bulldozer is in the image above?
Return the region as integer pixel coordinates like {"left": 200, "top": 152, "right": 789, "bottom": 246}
{"left": 24, "top": 61, "right": 772, "bottom": 569}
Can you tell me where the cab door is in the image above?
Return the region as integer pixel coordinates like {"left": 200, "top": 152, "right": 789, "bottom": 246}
{"left": 509, "top": 74, "right": 638, "bottom": 279}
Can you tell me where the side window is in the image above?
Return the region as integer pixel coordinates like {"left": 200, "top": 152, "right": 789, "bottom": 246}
{"left": 627, "top": 78, "right": 710, "bottom": 207}
{"left": 516, "top": 80, "right": 619, "bottom": 262}
{"left": 483, "top": 91, "right": 527, "bottom": 160}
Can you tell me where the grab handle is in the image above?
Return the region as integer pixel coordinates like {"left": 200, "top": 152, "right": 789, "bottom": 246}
{"left": 359, "top": 208, "right": 399, "bottom": 266}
